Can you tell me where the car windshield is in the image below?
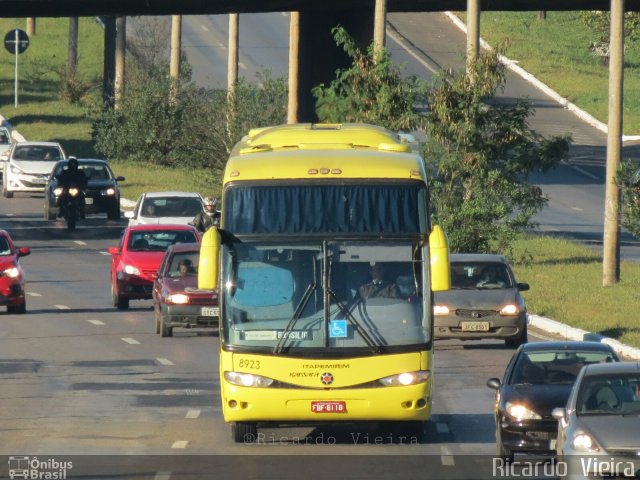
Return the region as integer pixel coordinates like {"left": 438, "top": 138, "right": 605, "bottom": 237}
{"left": 82, "top": 164, "right": 112, "bottom": 180}
{"left": 141, "top": 197, "right": 202, "bottom": 218}
{"left": 577, "top": 374, "right": 640, "bottom": 416}
{"left": 450, "top": 261, "right": 514, "bottom": 289}
{"left": 510, "top": 350, "right": 618, "bottom": 385}
{"left": 128, "top": 230, "right": 198, "bottom": 252}
{"left": 12, "top": 145, "right": 62, "bottom": 161}
{"left": 168, "top": 252, "right": 199, "bottom": 278}
{"left": 0, "top": 237, "right": 11, "bottom": 255}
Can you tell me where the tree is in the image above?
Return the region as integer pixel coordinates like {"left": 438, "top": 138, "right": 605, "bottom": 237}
{"left": 616, "top": 159, "right": 640, "bottom": 238}
{"left": 312, "top": 28, "right": 571, "bottom": 253}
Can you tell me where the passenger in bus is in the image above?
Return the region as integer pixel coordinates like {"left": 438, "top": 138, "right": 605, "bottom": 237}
{"left": 358, "top": 263, "right": 399, "bottom": 299}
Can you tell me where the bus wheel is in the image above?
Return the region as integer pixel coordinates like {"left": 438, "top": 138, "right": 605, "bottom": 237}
{"left": 232, "top": 422, "right": 257, "bottom": 443}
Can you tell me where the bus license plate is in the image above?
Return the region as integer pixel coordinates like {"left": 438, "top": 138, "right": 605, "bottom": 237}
{"left": 311, "top": 401, "right": 347, "bottom": 413}
{"left": 201, "top": 306, "right": 219, "bottom": 317}
{"left": 461, "top": 321, "right": 490, "bottom": 332}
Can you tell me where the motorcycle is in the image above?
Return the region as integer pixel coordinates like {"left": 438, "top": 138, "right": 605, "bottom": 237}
{"left": 57, "top": 185, "right": 84, "bottom": 231}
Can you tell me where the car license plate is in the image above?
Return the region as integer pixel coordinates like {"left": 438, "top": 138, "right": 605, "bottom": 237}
{"left": 201, "top": 306, "right": 219, "bottom": 317}
{"left": 85, "top": 197, "right": 93, "bottom": 204}
{"left": 31, "top": 177, "right": 46, "bottom": 184}
{"left": 461, "top": 321, "right": 490, "bottom": 332}
{"left": 311, "top": 401, "right": 347, "bottom": 413}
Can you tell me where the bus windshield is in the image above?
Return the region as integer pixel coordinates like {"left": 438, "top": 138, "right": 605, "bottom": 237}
{"left": 223, "top": 181, "right": 429, "bottom": 234}
{"left": 221, "top": 239, "right": 429, "bottom": 353}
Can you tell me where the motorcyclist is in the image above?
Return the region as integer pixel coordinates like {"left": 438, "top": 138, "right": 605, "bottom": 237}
{"left": 56, "top": 156, "right": 88, "bottom": 219}
{"left": 192, "top": 196, "right": 220, "bottom": 233}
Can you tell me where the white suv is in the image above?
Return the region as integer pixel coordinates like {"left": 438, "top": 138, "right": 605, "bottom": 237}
{"left": 2, "top": 141, "right": 66, "bottom": 198}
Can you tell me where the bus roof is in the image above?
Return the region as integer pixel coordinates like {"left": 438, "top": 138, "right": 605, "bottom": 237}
{"left": 225, "top": 123, "right": 426, "bottom": 183}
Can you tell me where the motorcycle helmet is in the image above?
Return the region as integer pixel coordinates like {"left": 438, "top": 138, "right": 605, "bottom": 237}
{"left": 67, "top": 156, "right": 78, "bottom": 170}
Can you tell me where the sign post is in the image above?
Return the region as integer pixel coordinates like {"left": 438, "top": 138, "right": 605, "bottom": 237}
{"left": 4, "top": 29, "right": 30, "bottom": 108}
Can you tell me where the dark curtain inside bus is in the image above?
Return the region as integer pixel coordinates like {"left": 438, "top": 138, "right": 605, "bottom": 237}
{"left": 224, "top": 184, "right": 425, "bottom": 234}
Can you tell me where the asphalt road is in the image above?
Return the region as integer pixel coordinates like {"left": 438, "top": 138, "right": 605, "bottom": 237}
{"left": 0, "top": 195, "right": 562, "bottom": 479}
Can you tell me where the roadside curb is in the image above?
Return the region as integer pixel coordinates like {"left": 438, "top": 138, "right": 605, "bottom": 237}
{"left": 443, "top": 11, "right": 640, "bottom": 143}
{"left": 529, "top": 314, "right": 640, "bottom": 360}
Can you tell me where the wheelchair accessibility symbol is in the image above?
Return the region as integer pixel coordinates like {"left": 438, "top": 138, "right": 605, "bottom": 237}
{"left": 329, "top": 320, "right": 347, "bottom": 338}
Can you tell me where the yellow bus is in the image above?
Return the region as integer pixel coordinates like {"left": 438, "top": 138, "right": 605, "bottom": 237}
{"left": 199, "top": 123, "right": 450, "bottom": 443}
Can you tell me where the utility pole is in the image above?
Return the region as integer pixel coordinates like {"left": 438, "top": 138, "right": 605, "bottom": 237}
{"left": 67, "top": 17, "right": 78, "bottom": 78}
{"left": 170, "top": 15, "right": 182, "bottom": 103}
{"left": 373, "top": 0, "right": 387, "bottom": 60}
{"left": 287, "top": 12, "right": 300, "bottom": 124}
{"left": 26, "top": 18, "right": 36, "bottom": 37}
{"left": 602, "top": 0, "right": 625, "bottom": 286}
{"left": 466, "top": 0, "right": 480, "bottom": 79}
{"left": 227, "top": 13, "right": 239, "bottom": 99}
{"left": 114, "top": 16, "right": 126, "bottom": 108}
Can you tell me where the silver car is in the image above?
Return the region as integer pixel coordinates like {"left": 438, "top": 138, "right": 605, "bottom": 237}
{"left": 433, "top": 253, "right": 529, "bottom": 347}
{"left": 125, "top": 191, "right": 204, "bottom": 226}
{"left": 553, "top": 362, "right": 640, "bottom": 480}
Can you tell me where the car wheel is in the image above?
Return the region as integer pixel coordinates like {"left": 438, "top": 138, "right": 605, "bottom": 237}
{"left": 14, "top": 300, "right": 26, "bottom": 314}
{"left": 505, "top": 324, "right": 528, "bottom": 348}
{"left": 496, "top": 429, "right": 513, "bottom": 463}
{"left": 231, "top": 422, "right": 257, "bottom": 443}
{"left": 160, "top": 316, "right": 172, "bottom": 338}
{"left": 154, "top": 305, "right": 161, "bottom": 334}
{"left": 111, "top": 283, "right": 129, "bottom": 310}
{"left": 108, "top": 206, "right": 121, "bottom": 220}
{"left": 3, "top": 186, "right": 13, "bottom": 198}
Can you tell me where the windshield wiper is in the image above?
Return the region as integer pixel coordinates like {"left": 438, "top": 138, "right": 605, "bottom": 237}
{"left": 273, "top": 282, "right": 316, "bottom": 354}
{"left": 327, "top": 288, "right": 383, "bottom": 353}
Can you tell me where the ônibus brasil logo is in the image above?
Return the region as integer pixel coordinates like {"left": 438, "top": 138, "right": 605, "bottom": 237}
{"left": 8, "top": 456, "right": 73, "bottom": 479}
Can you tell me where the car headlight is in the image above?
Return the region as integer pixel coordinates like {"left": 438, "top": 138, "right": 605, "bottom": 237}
{"left": 433, "top": 305, "right": 450, "bottom": 316}
{"left": 123, "top": 264, "right": 141, "bottom": 276}
{"left": 505, "top": 402, "right": 542, "bottom": 421}
{"left": 379, "top": 370, "right": 430, "bottom": 387}
{"left": 102, "top": 188, "right": 116, "bottom": 196}
{"left": 167, "top": 294, "right": 189, "bottom": 304}
{"left": 2, "top": 267, "right": 20, "bottom": 278}
{"left": 10, "top": 165, "right": 22, "bottom": 174}
{"left": 500, "top": 304, "right": 520, "bottom": 315}
{"left": 53, "top": 187, "right": 63, "bottom": 196}
{"left": 224, "top": 371, "right": 274, "bottom": 388}
{"left": 572, "top": 432, "right": 600, "bottom": 452}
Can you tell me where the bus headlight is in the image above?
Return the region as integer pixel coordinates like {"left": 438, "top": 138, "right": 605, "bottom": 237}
{"left": 379, "top": 370, "right": 430, "bottom": 387}
{"left": 224, "top": 371, "right": 274, "bottom": 388}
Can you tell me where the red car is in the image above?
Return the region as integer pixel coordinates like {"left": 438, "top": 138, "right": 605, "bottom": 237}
{"left": 0, "top": 230, "right": 30, "bottom": 314}
{"left": 153, "top": 243, "right": 219, "bottom": 337}
{"left": 108, "top": 224, "right": 200, "bottom": 310}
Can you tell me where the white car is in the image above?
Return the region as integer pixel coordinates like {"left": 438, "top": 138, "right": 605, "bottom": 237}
{"left": 125, "top": 191, "right": 204, "bottom": 226}
{"left": 2, "top": 141, "right": 66, "bottom": 198}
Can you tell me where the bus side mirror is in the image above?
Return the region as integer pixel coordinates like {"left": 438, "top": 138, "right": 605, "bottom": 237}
{"left": 198, "top": 227, "right": 221, "bottom": 290}
{"left": 429, "top": 224, "right": 450, "bottom": 292}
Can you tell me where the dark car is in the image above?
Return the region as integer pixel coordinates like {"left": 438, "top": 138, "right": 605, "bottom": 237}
{"left": 487, "top": 341, "right": 620, "bottom": 462}
{"left": 434, "top": 253, "right": 530, "bottom": 347}
{"left": 108, "top": 224, "right": 201, "bottom": 310}
{"left": 0, "top": 230, "right": 30, "bottom": 313}
{"left": 44, "top": 158, "right": 125, "bottom": 220}
{"left": 152, "top": 243, "right": 219, "bottom": 337}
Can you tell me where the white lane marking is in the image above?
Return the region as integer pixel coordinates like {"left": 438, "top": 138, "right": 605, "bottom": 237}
{"left": 74, "top": 240, "right": 87, "bottom": 245}
{"left": 88, "top": 319, "right": 105, "bottom": 325}
{"left": 441, "top": 446, "right": 455, "bottom": 466}
{"left": 154, "top": 473, "right": 172, "bottom": 480}
{"left": 156, "top": 357, "right": 175, "bottom": 366}
{"left": 6, "top": 213, "right": 14, "bottom": 216}
{"left": 185, "top": 409, "right": 201, "bottom": 419}
{"left": 571, "top": 206, "right": 583, "bottom": 211}
{"left": 386, "top": 27, "right": 439, "bottom": 75}
{"left": 55, "top": 304, "right": 70, "bottom": 310}
{"left": 570, "top": 165, "right": 600, "bottom": 180}
{"left": 99, "top": 251, "right": 111, "bottom": 256}
{"left": 239, "top": 61, "right": 247, "bottom": 69}
{"left": 122, "top": 337, "right": 140, "bottom": 345}
{"left": 171, "top": 441, "right": 188, "bottom": 449}
{"left": 200, "top": 24, "right": 209, "bottom": 32}
{"left": 436, "top": 422, "right": 449, "bottom": 434}
{"left": 27, "top": 292, "right": 42, "bottom": 297}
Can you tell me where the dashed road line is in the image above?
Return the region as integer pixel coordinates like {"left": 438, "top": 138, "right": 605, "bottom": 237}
{"left": 440, "top": 446, "right": 455, "bottom": 466}
{"left": 185, "top": 409, "right": 201, "bottom": 419}
{"left": 154, "top": 473, "right": 172, "bottom": 480}
{"left": 26, "top": 292, "right": 42, "bottom": 297}
{"left": 171, "top": 441, "right": 188, "bottom": 449}
{"left": 570, "top": 164, "right": 600, "bottom": 180}
{"left": 156, "top": 357, "right": 175, "bottom": 366}
{"left": 200, "top": 24, "right": 209, "bottom": 32}
{"left": 571, "top": 206, "right": 583, "bottom": 212}
{"left": 74, "top": 240, "right": 87, "bottom": 245}
{"left": 122, "top": 337, "right": 140, "bottom": 345}
{"left": 88, "top": 319, "right": 105, "bottom": 325}
{"left": 99, "top": 251, "right": 111, "bottom": 256}
{"left": 55, "top": 304, "right": 70, "bottom": 310}
{"left": 239, "top": 61, "right": 247, "bottom": 69}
